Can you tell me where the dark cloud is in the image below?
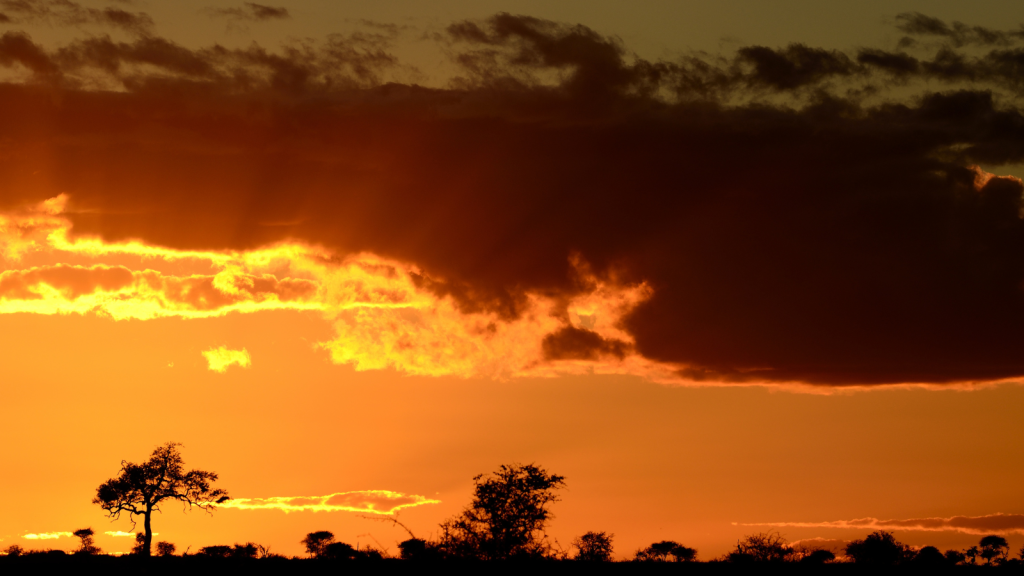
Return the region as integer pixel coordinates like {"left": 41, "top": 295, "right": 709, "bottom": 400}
{"left": 895, "top": 12, "right": 1017, "bottom": 47}
{"left": 856, "top": 49, "right": 919, "bottom": 76}
{"left": 737, "top": 44, "right": 855, "bottom": 89}
{"left": 0, "top": 0, "right": 152, "bottom": 35}
{"left": 542, "top": 327, "right": 629, "bottom": 361}
{"left": 0, "top": 31, "right": 57, "bottom": 75}
{"left": 207, "top": 2, "right": 289, "bottom": 22}
{"left": 2, "top": 13, "right": 1024, "bottom": 386}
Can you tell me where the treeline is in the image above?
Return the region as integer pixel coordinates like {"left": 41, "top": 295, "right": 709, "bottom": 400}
{"left": 2, "top": 450, "right": 1023, "bottom": 567}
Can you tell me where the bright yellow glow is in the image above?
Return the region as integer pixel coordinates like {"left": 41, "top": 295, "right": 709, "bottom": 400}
{"left": 202, "top": 346, "right": 252, "bottom": 373}
{"left": 0, "top": 196, "right": 671, "bottom": 383}
{"left": 23, "top": 532, "right": 71, "bottom": 540}
{"left": 219, "top": 490, "right": 441, "bottom": 514}
{"left": 104, "top": 531, "right": 157, "bottom": 537}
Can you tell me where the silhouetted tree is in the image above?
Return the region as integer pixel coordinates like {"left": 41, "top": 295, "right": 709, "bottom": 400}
{"left": 572, "top": 531, "right": 614, "bottom": 561}
{"left": 800, "top": 549, "right": 835, "bottom": 564}
{"left": 3, "top": 544, "right": 24, "bottom": 557}
{"left": 93, "top": 442, "right": 228, "bottom": 557}
{"left": 73, "top": 528, "right": 101, "bottom": 555}
{"left": 914, "top": 546, "right": 946, "bottom": 566}
{"left": 845, "top": 531, "right": 911, "bottom": 567}
{"left": 945, "top": 549, "right": 966, "bottom": 565}
{"left": 730, "top": 532, "right": 793, "bottom": 562}
{"left": 634, "top": 540, "right": 696, "bottom": 562}
{"left": 155, "top": 541, "right": 176, "bottom": 557}
{"left": 437, "top": 463, "right": 566, "bottom": 560}
{"left": 301, "top": 531, "right": 335, "bottom": 558}
{"left": 980, "top": 535, "right": 1009, "bottom": 565}
{"left": 965, "top": 545, "right": 979, "bottom": 564}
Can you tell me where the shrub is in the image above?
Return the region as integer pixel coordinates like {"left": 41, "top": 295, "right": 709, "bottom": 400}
{"left": 572, "top": 531, "right": 614, "bottom": 562}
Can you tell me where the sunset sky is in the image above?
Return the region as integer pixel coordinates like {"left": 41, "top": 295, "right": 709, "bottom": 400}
{"left": 2, "top": 0, "right": 1024, "bottom": 559}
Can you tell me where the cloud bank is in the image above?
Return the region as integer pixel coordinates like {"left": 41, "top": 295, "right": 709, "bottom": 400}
{"left": 1, "top": 12, "right": 1024, "bottom": 387}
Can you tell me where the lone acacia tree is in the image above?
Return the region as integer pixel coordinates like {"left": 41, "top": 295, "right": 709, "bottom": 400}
{"left": 93, "top": 442, "right": 228, "bottom": 556}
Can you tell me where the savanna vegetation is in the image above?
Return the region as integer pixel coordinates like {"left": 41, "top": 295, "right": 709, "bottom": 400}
{"left": 2, "top": 442, "right": 1022, "bottom": 574}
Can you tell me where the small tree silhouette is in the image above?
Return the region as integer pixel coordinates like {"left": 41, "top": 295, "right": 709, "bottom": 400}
{"left": 73, "top": 528, "right": 101, "bottom": 555}
{"left": 93, "top": 442, "right": 228, "bottom": 557}
{"left": 130, "top": 533, "right": 146, "bottom": 555}
{"left": 845, "top": 531, "right": 911, "bottom": 567}
{"left": 572, "top": 531, "right": 614, "bottom": 561}
{"left": 944, "top": 549, "right": 966, "bottom": 565}
{"left": 3, "top": 544, "right": 24, "bottom": 557}
{"left": 730, "top": 532, "right": 792, "bottom": 562}
{"left": 634, "top": 540, "right": 696, "bottom": 562}
{"left": 301, "top": 531, "right": 335, "bottom": 558}
{"left": 979, "top": 535, "right": 1009, "bottom": 565}
{"left": 437, "top": 463, "right": 566, "bottom": 560}
{"left": 913, "top": 546, "right": 946, "bottom": 566}
{"left": 155, "top": 541, "right": 176, "bottom": 557}
{"left": 965, "top": 545, "right": 979, "bottom": 564}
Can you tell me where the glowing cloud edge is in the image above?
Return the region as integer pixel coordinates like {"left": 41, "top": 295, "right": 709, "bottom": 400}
{"left": 218, "top": 490, "right": 441, "bottom": 515}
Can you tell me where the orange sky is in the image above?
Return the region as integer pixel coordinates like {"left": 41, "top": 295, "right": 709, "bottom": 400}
{"left": 2, "top": 0, "right": 1024, "bottom": 560}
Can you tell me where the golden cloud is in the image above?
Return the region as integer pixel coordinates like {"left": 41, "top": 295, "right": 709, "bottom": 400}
{"left": 0, "top": 196, "right": 668, "bottom": 383}
{"left": 220, "top": 490, "right": 440, "bottom": 514}
{"left": 202, "top": 346, "right": 252, "bottom": 373}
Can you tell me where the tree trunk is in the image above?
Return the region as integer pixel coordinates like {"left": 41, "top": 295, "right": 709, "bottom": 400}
{"left": 143, "top": 507, "right": 153, "bottom": 557}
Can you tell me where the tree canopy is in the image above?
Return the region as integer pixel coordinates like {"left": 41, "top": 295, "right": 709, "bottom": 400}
{"left": 93, "top": 442, "right": 228, "bottom": 557}
{"left": 438, "top": 463, "right": 566, "bottom": 560}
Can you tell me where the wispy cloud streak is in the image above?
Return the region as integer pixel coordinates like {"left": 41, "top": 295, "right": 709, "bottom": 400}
{"left": 220, "top": 490, "right": 441, "bottom": 514}
{"left": 742, "top": 514, "right": 1024, "bottom": 535}
{"left": 23, "top": 531, "right": 71, "bottom": 539}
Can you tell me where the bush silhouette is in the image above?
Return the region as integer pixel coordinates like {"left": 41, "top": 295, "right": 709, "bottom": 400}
{"left": 572, "top": 531, "right": 614, "bottom": 561}
{"left": 155, "top": 541, "right": 176, "bottom": 557}
{"left": 230, "top": 543, "right": 259, "bottom": 559}
{"left": 93, "top": 442, "right": 228, "bottom": 557}
{"left": 322, "top": 541, "right": 358, "bottom": 560}
{"left": 730, "top": 532, "right": 792, "bottom": 562}
{"left": 634, "top": 540, "right": 696, "bottom": 562}
{"left": 398, "top": 538, "right": 441, "bottom": 560}
{"left": 130, "top": 533, "right": 146, "bottom": 555}
{"left": 944, "top": 549, "right": 966, "bottom": 565}
{"left": 3, "top": 544, "right": 24, "bottom": 557}
{"left": 800, "top": 549, "right": 835, "bottom": 564}
{"left": 437, "top": 463, "right": 565, "bottom": 560}
{"left": 197, "top": 545, "right": 232, "bottom": 558}
{"left": 845, "top": 531, "right": 911, "bottom": 566}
